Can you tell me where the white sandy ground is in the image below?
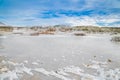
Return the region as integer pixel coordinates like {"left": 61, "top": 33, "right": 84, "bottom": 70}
{"left": 0, "top": 58, "right": 120, "bottom": 80}
{"left": 0, "top": 34, "right": 120, "bottom": 80}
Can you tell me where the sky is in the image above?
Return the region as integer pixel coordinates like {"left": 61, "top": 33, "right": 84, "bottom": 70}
{"left": 0, "top": 0, "right": 120, "bottom": 27}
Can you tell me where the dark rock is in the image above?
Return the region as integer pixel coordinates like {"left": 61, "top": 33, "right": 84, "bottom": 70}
{"left": 107, "top": 59, "right": 112, "bottom": 62}
{"left": 74, "top": 33, "right": 86, "bottom": 36}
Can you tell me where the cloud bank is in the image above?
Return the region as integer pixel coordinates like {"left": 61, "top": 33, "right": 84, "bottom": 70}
{"left": 0, "top": 0, "right": 120, "bottom": 27}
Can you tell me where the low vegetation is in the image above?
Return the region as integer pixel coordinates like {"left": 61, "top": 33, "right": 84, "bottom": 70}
{"left": 73, "top": 26, "right": 120, "bottom": 33}
{"left": 0, "top": 26, "right": 13, "bottom": 32}
{"left": 111, "top": 36, "right": 120, "bottom": 42}
{"left": 0, "top": 25, "right": 120, "bottom": 33}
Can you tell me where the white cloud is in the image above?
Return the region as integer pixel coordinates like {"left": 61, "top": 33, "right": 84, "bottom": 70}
{"left": 99, "top": 19, "right": 120, "bottom": 23}
{"left": 64, "top": 15, "right": 120, "bottom": 27}
{"left": 96, "top": 15, "right": 120, "bottom": 23}
{"left": 65, "top": 16, "right": 98, "bottom": 26}
{"left": 3, "top": 11, "right": 120, "bottom": 27}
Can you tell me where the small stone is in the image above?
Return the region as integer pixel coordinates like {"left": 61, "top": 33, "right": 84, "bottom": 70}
{"left": 0, "top": 66, "right": 9, "bottom": 72}
{"left": 86, "top": 64, "right": 90, "bottom": 67}
{"left": 107, "top": 59, "right": 112, "bottom": 62}
{"left": 94, "top": 56, "right": 96, "bottom": 58}
{"left": 55, "top": 71, "right": 58, "bottom": 73}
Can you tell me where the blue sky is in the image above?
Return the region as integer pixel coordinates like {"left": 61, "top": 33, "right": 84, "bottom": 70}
{"left": 0, "top": 0, "right": 120, "bottom": 26}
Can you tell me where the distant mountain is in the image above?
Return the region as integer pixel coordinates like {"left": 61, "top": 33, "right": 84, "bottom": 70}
{"left": 0, "top": 22, "right": 6, "bottom": 26}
